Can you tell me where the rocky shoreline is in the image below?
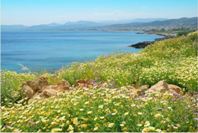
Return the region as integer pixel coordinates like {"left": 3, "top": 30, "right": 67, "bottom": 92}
{"left": 129, "top": 32, "right": 173, "bottom": 48}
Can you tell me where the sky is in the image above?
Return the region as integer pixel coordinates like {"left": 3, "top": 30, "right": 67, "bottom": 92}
{"left": 1, "top": 0, "right": 198, "bottom": 25}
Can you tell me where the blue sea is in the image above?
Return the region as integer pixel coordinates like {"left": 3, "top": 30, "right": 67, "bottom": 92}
{"left": 1, "top": 31, "right": 162, "bottom": 72}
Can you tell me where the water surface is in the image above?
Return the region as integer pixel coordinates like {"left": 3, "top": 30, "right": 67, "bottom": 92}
{"left": 1, "top": 31, "right": 162, "bottom": 72}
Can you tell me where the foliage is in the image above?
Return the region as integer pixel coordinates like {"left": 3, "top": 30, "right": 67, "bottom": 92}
{"left": 176, "top": 28, "right": 196, "bottom": 36}
{"left": 1, "top": 71, "right": 36, "bottom": 106}
{"left": 1, "top": 88, "right": 197, "bottom": 132}
{"left": 57, "top": 31, "right": 198, "bottom": 92}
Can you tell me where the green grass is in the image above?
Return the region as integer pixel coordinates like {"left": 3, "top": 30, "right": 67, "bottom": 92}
{"left": 1, "top": 71, "right": 36, "bottom": 106}
{"left": 1, "top": 31, "right": 198, "bottom": 132}
{"left": 57, "top": 31, "right": 198, "bottom": 91}
{"left": 1, "top": 88, "right": 197, "bottom": 132}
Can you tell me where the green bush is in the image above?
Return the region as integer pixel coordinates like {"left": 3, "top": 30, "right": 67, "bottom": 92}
{"left": 1, "top": 71, "right": 36, "bottom": 106}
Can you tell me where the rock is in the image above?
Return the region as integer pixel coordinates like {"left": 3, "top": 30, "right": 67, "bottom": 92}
{"left": 133, "top": 85, "right": 149, "bottom": 96}
{"left": 25, "top": 77, "right": 48, "bottom": 92}
{"left": 76, "top": 80, "right": 94, "bottom": 88}
{"left": 32, "top": 93, "right": 43, "bottom": 99}
{"left": 22, "top": 84, "right": 35, "bottom": 99}
{"left": 21, "top": 77, "right": 70, "bottom": 100}
{"left": 129, "top": 35, "right": 172, "bottom": 49}
{"left": 140, "top": 85, "right": 149, "bottom": 91}
{"left": 136, "top": 89, "right": 144, "bottom": 96}
{"left": 127, "top": 86, "right": 145, "bottom": 97}
{"left": 146, "top": 80, "right": 169, "bottom": 94}
{"left": 130, "top": 41, "right": 152, "bottom": 48}
{"left": 136, "top": 85, "right": 150, "bottom": 96}
{"left": 128, "top": 85, "right": 137, "bottom": 90}
{"left": 42, "top": 88, "right": 58, "bottom": 97}
{"left": 56, "top": 80, "right": 70, "bottom": 91}
{"left": 145, "top": 80, "right": 183, "bottom": 97}
{"left": 21, "top": 77, "right": 48, "bottom": 99}
{"left": 168, "top": 84, "right": 183, "bottom": 95}
{"left": 39, "top": 80, "right": 70, "bottom": 98}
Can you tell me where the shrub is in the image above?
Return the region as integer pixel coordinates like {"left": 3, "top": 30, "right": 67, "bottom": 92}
{"left": 1, "top": 71, "right": 35, "bottom": 106}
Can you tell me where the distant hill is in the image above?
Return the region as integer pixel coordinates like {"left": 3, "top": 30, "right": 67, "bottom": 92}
{"left": 1, "top": 21, "right": 105, "bottom": 32}
{"left": 1, "top": 25, "right": 27, "bottom": 32}
{"left": 28, "top": 21, "right": 105, "bottom": 32}
{"left": 1, "top": 17, "right": 197, "bottom": 32}
{"left": 99, "top": 17, "right": 198, "bottom": 31}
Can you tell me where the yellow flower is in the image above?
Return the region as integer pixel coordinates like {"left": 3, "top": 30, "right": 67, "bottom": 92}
{"left": 176, "top": 124, "right": 181, "bottom": 127}
{"left": 80, "top": 108, "right": 84, "bottom": 111}
{"left": 108, "top": 123, "right": 114, "bottom": 128}
{"left": 120, "top": 123, "right": 125, "bottom": 127}
{"left": 137, "top": 123, "right": 142, "bottom": 127}
{"left": 85, "top": 101, "right": 89, "bottom": 105}
{"left": 80, "top": 124, "right": 88, "bottom": 128}
{"left": 94, "top": 117, "right": 98, "bottom": 121}
{"left": 168, "top": 107, "right": 172, "bottom": 110}
{"left": 51, "top": 128, "right": 62, "bottom": 132}
{"left": 67, "top": 125, "right": 74, "bottom": 132}
{"left": 160, "top": 120, "right": 166, "bottom": 124}
{"left": 131, "top": 104, "right": 136, "bottom": 107}
{"left": 51, "top": 121, "right": 57, "bottom": 126}
{"left": 93, "top": 126, "right": 99, "bottom": 131}
{"left": 124, "top": 112, "right": 129, "bottom": 116}
{"left": 71, "top": 117, "right": 79, "bottom": 125}
{"left": 98, "top": 105, "right": 104, "bottom": 109}
{"left": 100, "top": 116, "right": 105, "bottom": 119}
{"left": 142, "top": 126, "right": 156, "bottom": 132}
{"left": 144, "top": 121, "right": 150, "bottom": 127}
{"left": 59, "top": 116, "right": 66, "bottom": 121}
{"left": 112, "top": 112, "right": 117, "bottom": 115}
{"left": 81, "top": 117, "right": 89, "bottom": 121}
{"left": 154, "top": 113, "right": 162, "bottom": 118}
{"left": 13, "top": 128, "right": 21, "bottom": 133}
{"left": 87, "top": 111, "right": 93, "bottom": 114}
{"left": 156, "top": 129, "right": 162, "bottom": 132}
{"left": 138, "top": 112, "right": 143, "bottom": 115}
{"left": 41, "top": 117, "right": 47, "bottom": 123}
{"left": 122, "top": 127, "right": 128, "bottom": 131}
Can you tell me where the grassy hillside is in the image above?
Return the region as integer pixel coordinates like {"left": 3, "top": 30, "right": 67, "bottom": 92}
{"left": 57, "top": 31, "right": 198, "bottom": 91}
{"left": 1, "top": 31, "right": 198, "bottom": 132}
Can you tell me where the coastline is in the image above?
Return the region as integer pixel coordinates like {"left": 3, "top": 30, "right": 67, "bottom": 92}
{"left": 129, "top": 32, "right": 173, "bottom": 48}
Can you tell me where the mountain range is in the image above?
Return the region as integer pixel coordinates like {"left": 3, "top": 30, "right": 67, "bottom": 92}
{"left": 100, "top": 17, "right": 197, "bottom": 31}
{"left": 1, "top": 17, "right": 197, "bottom": 32}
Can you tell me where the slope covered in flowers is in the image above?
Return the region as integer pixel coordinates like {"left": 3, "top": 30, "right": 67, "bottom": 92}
{"left": 1, "top": 31, "right": 198, "bottom": 132}
{"left": 1, "top": 88, "right": 197, "bottom": 132}
{"left": 57, "top": 31, "right": 198, "bottom": 91}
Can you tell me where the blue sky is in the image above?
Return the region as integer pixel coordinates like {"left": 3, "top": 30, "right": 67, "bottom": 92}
{"left": 1, "top": 0, "right": 198, "bottom": 25}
